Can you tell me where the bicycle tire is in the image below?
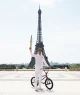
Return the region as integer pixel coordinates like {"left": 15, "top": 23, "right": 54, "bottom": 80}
{"left": 31, "top": 77, "right": 35, "bottom": 87}
{"left": 31, "top": 77, "right": 39, "bottom": 87}
{"left": 45, "top": 78, "right": 53, "bottom": 90}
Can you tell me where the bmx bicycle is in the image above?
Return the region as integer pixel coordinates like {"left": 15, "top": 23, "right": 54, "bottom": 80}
{"left": 31, "top": 67, "right": 53, "bottom": 90}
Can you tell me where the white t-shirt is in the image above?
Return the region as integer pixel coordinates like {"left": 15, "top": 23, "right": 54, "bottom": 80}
{"left": 32, "top": 53, "right": 48, "bottom": 71}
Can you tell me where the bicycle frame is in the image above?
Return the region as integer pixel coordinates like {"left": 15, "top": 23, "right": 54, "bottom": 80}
{"left": 41, "top": 68, "right": 49, "bottom": 84}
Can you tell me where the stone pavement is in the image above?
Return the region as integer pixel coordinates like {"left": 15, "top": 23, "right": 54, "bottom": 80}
{"left": 0, "top": 71, "right": 80, "bottom": 95}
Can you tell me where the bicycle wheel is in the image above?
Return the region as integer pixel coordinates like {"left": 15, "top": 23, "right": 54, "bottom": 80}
{"left": 45, "top": 78, "right": 53, "bottom": 90}
{"left": 31, "top": 77, "right": 35, "bottom": 87}
{"left": 31, "top": 77, "right": 39, "bottom": 87}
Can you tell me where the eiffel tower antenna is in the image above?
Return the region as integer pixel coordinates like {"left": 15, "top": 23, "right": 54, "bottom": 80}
{"left": 39, "top": 4, "right": 40, "bottom": 9}
{"left": 36, "top": 4, "right": 43, "bottom": 43}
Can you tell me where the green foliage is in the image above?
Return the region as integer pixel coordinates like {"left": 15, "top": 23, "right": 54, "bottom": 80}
{"left": 50, "top": 65, "right": 70, "bottom": 69}
{"left": 18, "top": 65, "right": 25, "bottom": 69}
{"left": 70, "top": 64, "right": 80, "bottom": 71}
{"left": 0, "top": 64, "right": 16, "bottom": 69}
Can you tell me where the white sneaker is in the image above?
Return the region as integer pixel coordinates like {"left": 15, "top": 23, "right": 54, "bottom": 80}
{"left": 35, "top": 89, "right": 39, "bottom": 92}
{"left": 38, "top": 88, "right": 43, "bottom": 90}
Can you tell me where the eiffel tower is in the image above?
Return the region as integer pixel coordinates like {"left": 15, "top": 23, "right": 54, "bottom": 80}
{"left": 28, "top": 6, "right": 50, "bottom": 68}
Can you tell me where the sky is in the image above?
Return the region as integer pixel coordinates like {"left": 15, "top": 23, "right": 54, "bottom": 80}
{"left": 0, "top": 0, "right": 80, "bottom": 64}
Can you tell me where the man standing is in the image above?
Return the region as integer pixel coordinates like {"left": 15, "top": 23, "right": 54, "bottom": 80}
{"left": 29, "top": 48, "right": 50, "bottom": 91}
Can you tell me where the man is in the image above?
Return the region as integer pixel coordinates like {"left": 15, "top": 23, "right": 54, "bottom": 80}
{"left": 29, "top": 48, "right": 50, "bottom": 91}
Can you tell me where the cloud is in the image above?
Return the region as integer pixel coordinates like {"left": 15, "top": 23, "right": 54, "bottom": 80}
{"left": 32, "top": 0, "right": 64, "bottom": 7}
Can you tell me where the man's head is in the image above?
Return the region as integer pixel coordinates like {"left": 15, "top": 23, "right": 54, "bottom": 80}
{"left": 38, "top": 48, "right": 42, "bottom": 55}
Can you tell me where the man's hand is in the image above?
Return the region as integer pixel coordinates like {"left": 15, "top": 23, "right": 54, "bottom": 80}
{"left": 29, "top": 47, "right": 32, "bottom": 52}
{"left": 48, "top": 66, "right": 51, "bottom": 69}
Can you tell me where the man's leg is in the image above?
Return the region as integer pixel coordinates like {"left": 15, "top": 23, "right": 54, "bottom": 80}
{"left": 35, "top": 71, "right": 39, "bottom": 91}
{"left": 38, "top": 70, "right": 42, "bottom": 89}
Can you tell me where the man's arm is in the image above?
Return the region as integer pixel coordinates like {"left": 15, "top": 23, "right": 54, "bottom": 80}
{"left": 43, "top": 56, "right": 49, "bottom": 67}
{"left": 29, "top": 47, "right": 35, "bottom": 57}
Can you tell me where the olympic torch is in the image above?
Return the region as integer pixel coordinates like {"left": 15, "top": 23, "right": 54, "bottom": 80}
{"left": 29, "top": 35, "right": 32, "bottom": 53}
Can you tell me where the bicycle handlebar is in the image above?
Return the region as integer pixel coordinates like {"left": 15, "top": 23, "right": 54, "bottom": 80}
{"left": 40, "top": 67, "right": 49, "bottom": 74}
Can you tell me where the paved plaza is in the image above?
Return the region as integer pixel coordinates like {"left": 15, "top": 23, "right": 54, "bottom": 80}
{"left": 0, "top": 71, "right": 80, "bottom": 95}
